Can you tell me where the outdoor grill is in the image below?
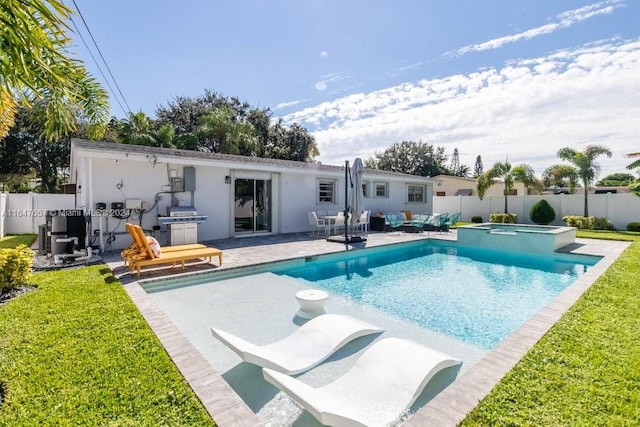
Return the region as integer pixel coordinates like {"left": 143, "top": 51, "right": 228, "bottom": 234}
{"left": 158, "top": 206, "right": 208, "bottom": 245}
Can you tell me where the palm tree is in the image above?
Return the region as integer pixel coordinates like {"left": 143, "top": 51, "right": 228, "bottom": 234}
{"left": 477, "top": 162, "right": 537, "bottom": 213}
{"left": 0, "top": 0, "right": 109, "bottom": 140}
{"left": 626, "top": 152, "right": 640, "bottom": 171}
{"left": 195, "top": 107, "right": 258, "bottom": 155}
{"left": 557, "top": 145, "right": 612, "bottom": 217}
{"left": 117, "top": 112, "right": 157, "bottom": 146}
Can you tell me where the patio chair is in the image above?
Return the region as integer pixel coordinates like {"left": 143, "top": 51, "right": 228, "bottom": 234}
{"left": 384, "top": 213, "right": 405, "bottom": 234}
{"left": 443, "top": 212, "right": 462, "bottom": 232}
{"left": 121, "top": 223, "right": 207, "bottom": 267}
{"left": 211, "top": 314, "right": 383, "bottom": 375}
{"left": 127, "top": 224, "right": 222, "bottom": 277}
{"left": 354, "top": 210, "right": 370, "bottom": 234}
{"left": 308, "top": 212, "right": 329, "bottom": 237}
{"left": 263, "top": 337, "right": 462, "bottom": 427}
{"left": 332, "top": 211, "right": 352, "bottom": 235}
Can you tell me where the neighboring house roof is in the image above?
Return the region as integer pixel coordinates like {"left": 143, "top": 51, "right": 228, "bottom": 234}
{"left": 433, "top": 175, "right": 477, "bottom": 183}
{"left": 71, "top": 139, "right": 438, "bottom": 183}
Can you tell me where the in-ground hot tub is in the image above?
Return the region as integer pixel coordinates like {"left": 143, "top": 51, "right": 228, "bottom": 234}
{"left": 457, "top": 223, "right": 576, "bottom": 253}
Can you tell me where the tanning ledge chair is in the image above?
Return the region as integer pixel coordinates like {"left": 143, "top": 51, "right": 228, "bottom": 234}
{"left": 211, "top": 314, "right": 383, "bottom": 375}
{"left": 263, "top": 337, "right": 462, "bottom": 427}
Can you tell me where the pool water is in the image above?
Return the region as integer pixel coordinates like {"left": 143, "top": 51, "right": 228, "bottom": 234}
{"left": 271, "top": 242, "right": 598, "bottom": 349}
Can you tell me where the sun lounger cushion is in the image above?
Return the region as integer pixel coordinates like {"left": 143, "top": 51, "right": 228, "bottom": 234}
{"left": 211, "top": 314, "right": 383, "bottom": 375}
{"left": 263, "top": 337, "right": 462, "bottom": 427}
{"left": 147, "top": 236, "right": 162, "bottom": 257}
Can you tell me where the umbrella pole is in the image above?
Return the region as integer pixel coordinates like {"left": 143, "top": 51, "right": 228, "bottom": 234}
{"left": 344, "top": 160, "right": 349, "bottom": 244}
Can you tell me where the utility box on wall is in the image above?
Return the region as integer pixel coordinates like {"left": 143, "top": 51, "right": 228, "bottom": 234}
{"left": 184, "top": 166, "right": 196, "bottom": 192}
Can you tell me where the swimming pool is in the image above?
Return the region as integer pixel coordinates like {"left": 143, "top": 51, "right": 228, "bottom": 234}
{"left": 145, "top": 240, "right": 599, "bottom": 350}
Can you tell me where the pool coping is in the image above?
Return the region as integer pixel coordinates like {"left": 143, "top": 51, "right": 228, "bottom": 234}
{"left": 117, "top": 235, "right": 629, "bottom": 426}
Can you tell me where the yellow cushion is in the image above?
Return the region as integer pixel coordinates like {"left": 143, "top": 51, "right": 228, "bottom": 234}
{"left": 401, "top": 210, "right": 412, "bottom": 220}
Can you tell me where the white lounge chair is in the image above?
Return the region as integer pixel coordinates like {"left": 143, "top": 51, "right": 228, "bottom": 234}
{"left": 211, "top": 314, "right": 383, "bottom": 375}
{"left": 263, "top": 337, "right": 462, "bottom": 427}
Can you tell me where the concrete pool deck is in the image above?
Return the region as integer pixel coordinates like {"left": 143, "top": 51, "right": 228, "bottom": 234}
{"left": 105, "top": 231, "right": 629, "bottom": 426}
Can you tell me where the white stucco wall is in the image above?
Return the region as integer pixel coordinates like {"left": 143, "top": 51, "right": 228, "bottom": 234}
{"left": 71, "top": 143, "right": 435, "bottom": 250}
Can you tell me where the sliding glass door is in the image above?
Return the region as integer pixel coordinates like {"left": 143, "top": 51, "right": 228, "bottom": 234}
{"left": 234, "top": 177, "right": 271, "bottom": 234}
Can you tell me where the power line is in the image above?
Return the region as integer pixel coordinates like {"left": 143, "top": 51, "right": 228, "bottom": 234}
{"left": 71, "top": 0, "right": 133, "bottom": 116}
{"left": 68, "top": 17, "right": 128, "bottom": 117}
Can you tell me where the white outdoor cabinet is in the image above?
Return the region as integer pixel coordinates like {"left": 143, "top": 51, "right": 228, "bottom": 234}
{"left": 170, "top": 223, "right": 198, "bottom": 245}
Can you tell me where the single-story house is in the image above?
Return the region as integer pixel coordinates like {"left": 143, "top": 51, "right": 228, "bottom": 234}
{"left": 70, "top": 139, "right": 439, "bottom": 251}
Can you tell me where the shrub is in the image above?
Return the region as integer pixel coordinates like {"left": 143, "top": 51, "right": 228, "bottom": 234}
{"left": 0, "top": 245, "right": 34, "bottom": 293}
{"left": 626, "top": 222, "right": 640, "bottom": 232}
{"left": 471, "top": 215, "right": 483, "bottom": 223}
{"left": 489, "top": 213, "right": 518, "bottom": 223}
{"left": 530, "top": 199, "right": 556, "bottom": 225}
{"left": 563, "top": 216, "right": 615, "bottom": 230}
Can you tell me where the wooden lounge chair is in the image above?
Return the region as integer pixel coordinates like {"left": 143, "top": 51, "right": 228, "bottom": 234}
{"left": 121, "top": 223, "right": 206, "bottom": 267}
{"left": 126, "top": 224, "right": 222, "bottom": 277}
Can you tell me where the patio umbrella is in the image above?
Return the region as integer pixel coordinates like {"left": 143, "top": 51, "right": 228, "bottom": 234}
{"left": 349, "top": 158, "right": 365, "bottom": 231}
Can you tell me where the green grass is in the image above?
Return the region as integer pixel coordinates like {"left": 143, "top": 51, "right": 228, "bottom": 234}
{"left": 0, "top": 234, "right": 37, "bottom": 249}
{"left": 0, "top": 265, "right": 214, "bottom": 426}
{"left": 462, "top": 232, "right": 640, "bottom": 425}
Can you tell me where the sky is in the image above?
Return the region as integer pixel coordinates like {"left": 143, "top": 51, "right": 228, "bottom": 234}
{"left": 68, "top": 0, "right": 640, "bottom": 179}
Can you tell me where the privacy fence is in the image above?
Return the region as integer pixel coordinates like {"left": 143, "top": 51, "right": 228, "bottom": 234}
{"left": 433, "top": 193, "right": 640, "bottom": 230}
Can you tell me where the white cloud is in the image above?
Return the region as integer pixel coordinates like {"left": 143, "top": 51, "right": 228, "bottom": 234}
{"left": 315, "top": 81, "right": 327, "bottom": 91}
{"left": 282, "top": 39, "right": 640, "bottom": 178}
{"left": 274, "top": 98, "right": 312, "bottom": 110}
{"left": 452, "top": 0, "right": 624, "bottom": 56}
{"left": 320, "top": 50, "right": 329, "bottom": 58}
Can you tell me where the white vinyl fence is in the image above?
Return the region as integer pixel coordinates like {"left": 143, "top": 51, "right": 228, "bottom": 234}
{"left": 1, "top": 193, "right": 75, "bottom": 235}
{"left": 433, "top": 193, "right": 640, "bottom": 230}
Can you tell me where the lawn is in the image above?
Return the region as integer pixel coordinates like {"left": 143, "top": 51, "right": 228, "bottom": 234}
{"left": 462, "top": 230, "right": 640, "bottom": 425}
{"left": 0, "top": 235, "right": 214, "bottom": 426}
{"left": 1, "top": 231, "right": 639, "bottom": 425}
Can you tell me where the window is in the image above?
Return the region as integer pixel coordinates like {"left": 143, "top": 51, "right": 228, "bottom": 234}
{"left": 374, "top": 182, "right": 388, "bottom": 198}
{"left": 318, "top": 179, "right": 336, "bottom": 203}
{"left": 362, "top": 181, "right": 370, "bottom": 198}
{"left": 407, "top": 185, "right": 425, "bottom": 203}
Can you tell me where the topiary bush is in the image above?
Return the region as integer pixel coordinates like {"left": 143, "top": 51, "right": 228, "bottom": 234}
{"left": 489, "top": 213, "right": 518, "bottom": 223}
{"left": 530, "top": 199, "right": 556, "bottom": 225}
{"left": 626, "top": 222, "right": 640, "bottom": 232}
{"left": 563, "top": 215, "right": 615, "bottom": 230}
{"left": 0, "top": 245, "right": 34, "bottom": 293}
{"left": 471, "top": 215, "right": 483, "bottom": 223}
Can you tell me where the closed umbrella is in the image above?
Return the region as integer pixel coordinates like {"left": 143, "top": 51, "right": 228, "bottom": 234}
{"left": 349, "top": 158, "right": 365, "bottom": 231}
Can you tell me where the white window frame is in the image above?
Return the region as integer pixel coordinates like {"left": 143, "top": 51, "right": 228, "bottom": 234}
{"left": 317, "top": 179, "right": 337, "bottom": 203}
{"left": 407, "top": 184, "right": 425, "bottom": 203}
{"left": 374, "top": 182, "right": 389, "bottom": 198}
{"left": 362, "top": 181, "right": 370, "bottom": 198}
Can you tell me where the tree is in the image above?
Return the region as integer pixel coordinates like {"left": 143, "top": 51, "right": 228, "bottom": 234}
{"left": 365, "top": 141, "right": 448, "bottom": 177}
{"left": 1, "top": 108, "right": 70, "bottom": 192}
{"left": 117, "top": 112, "right": 158, "bottom": 146}
{"left": 596, "top": 173, "right": 635, "bottom": 187}
{"left": 195, "top": 106, "right": 259, "bottom": 155}
{"left": 477, "top": 162, "right": 537, "bottom": 213}
{"left": 557, "top": 145, "right": 613, "bottom": 216}
{"left": 542, "top": 164, "right": 579, "bottom": 193}
{"left": 626, "top": 152, "right": 640, "bottom": 172}
{"left": 448, "top": 148, "right": 470, "bottom": 177}
{"left": 0, "top": 0, "right": 109, "bottom": 140}
{"left": 265, "top": 120, "right": 319, "bottom": 161}
{"left": 154, "top": 90, "right": 318, "bottom": 160}
{"left": 473, "top": 155, "right": 483, "bottom": 178}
